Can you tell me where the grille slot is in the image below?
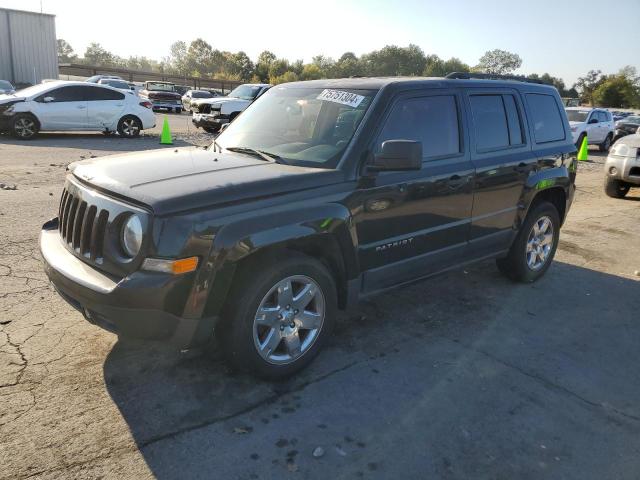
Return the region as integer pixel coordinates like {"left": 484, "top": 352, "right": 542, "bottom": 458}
{"left": 58, "top": 188, "right": 109, "bottom": 260}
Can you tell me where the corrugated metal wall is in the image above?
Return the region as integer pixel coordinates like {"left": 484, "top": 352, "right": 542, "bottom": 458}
{"left": 0, "top": 8, "right": 58, "bottom": 85}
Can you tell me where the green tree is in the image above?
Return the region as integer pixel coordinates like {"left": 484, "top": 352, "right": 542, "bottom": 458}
{"left": 334, "top": 52, "right": 363, "bottom": 78}
{"left": 225, "top": 51, "right": 254, "bottom": 81}
{"left": 82, "top": 43, "right": 115, "bottom": 66}
{"left": 301, "top": 64, "right": 322, "bottom": 80}
{"left": 270, "top": 71, "right": 298, "bottom": 85}
{"left": 186, "top": 38, "right": 219, "bottom": 76}
{"left": 57, "top": 39, "right": 77, "bottom": 63}
{"left": 574, "top": 70, "right": 605, "bottom": 106}
{"left": 361, "top": 44, "right": 426, "bottom": 76}
{"left": 255, "top": 50, "right": 276, "bottom": 82}
{"left": 423, "top": 55, "right": 470, "bottom": 77}
{"left": 168, "top": 41, "right": 189, "bottom": 75}
{"left": 268, "top": 58, "right": 290, "bottom": 79}
{"left": 592, "top": 75, "right": 639, "bottom": 108}
{"left": 475, "top": 49, "right": 522, "bottom": 75}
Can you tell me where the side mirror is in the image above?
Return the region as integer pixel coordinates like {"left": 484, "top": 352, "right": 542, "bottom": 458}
{"left": 588, "top": 117, "right": 599, "bottom": 124}
{"left": 219, "top": 122, "right": 231, "bottom": 133}
{"left": 43, "top": 96, "right": 54, "bottom": 103}
{"left": 370, "top": 140, "right": 422, "bottom": 172}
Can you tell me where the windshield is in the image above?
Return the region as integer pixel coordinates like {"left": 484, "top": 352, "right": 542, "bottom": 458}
{"left": 216, "top": 86, "right": 376, "bottom": 169}
{"left": 565, "top": 110, "right": 589, "bottom": 122}
{"left": 0, "top": 80, "right": 13, "bottom": 90}
{"left": 228, "top": 85, "right": 264, "bottom": 100}
{"left": 192, "top": 91, "right": 213, "bottom": 98}
{"left": 103, "top": 80, "right": 129, "bottom": 89}
{"left": 146, "top": 82, "right": 175, "bottom": 92}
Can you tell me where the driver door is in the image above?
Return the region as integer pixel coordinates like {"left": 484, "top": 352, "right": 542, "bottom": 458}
{"left": 33, "top": 86, "right": 88, "bottom": 130}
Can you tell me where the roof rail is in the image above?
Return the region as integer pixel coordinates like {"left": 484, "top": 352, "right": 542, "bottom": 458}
{"left": 445, "top": 72, "right": 545, "bottom": 84}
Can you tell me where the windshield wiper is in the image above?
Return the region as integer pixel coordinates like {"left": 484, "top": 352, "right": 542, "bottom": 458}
{"left": 226, "top": 147, "right": 284, "bottom": 164}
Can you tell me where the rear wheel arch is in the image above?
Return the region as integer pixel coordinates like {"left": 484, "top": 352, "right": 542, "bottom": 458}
{"left": 528, "top": 186, "right": 566, "bottom": 225}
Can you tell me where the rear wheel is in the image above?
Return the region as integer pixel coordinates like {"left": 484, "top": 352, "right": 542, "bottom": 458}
{"left": 599, "top": 134, "right": 612, "bottom": 152}
{"left": 604, "top": 176, "right": 630, "bottom": 198}
{"left": 174, "top": 107, "right": 181, "bottom": 114}
{"left": 11, "top": 114, "right": 39, "bottom": 140}
{"left": 496, "top": 201, "right": 560, "bottom": 283}
{"left": 220, "top": 252, "right": 337, "bottom": 379}
{"left": 117, "top": 115, "right": 141, "bottom": 138}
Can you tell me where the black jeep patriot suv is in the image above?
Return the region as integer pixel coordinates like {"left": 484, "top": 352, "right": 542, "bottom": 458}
{"left": 41, "top": 74, "right": 577, "bottom": 379}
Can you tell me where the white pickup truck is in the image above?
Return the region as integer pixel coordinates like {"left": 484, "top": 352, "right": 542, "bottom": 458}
{"left": 191, "top": 83, "right": 271, "bottom": 133}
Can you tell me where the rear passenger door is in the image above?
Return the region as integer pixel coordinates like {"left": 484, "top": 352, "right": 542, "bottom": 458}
{"left": 85, "top": 86, "right": 126, "bottom": 129}
{"left": 464, "top": 89, "right": 534, "bottom": 255}
{"left": 354, "top": 89, "right": 475, "bottom": 292}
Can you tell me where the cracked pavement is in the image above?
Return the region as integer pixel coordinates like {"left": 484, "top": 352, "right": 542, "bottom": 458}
{"left": 1, "top": 130, "right": 639, "bottom": 479}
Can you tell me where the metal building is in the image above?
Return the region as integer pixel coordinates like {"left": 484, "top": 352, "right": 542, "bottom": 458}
{"left": 0, "top": 8, "right": 58, "bottom": 86}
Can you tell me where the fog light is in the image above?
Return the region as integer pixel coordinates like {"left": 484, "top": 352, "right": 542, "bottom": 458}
{"left": 609, "top": 166, "right": 618, "bottom": 175}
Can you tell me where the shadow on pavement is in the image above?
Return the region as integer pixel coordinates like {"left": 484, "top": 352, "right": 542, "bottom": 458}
{"left": 104, "top": 261, "right": 640, "bottom": 479}
{"left": 0, "top": 133, "right": 193, "bottom": 152}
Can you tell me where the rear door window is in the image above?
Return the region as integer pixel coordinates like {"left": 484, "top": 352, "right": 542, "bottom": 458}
{"left": 525, "top": 93, "right": 565, "bottom": 143}
{"left": 85, "top": 86, "right": 125, "bottom": 101}
{"left": 469, "top": 95, "right": 510, "bottom": 150}
{"left": 377, "top": 95, "right": 461, "bottom": 160}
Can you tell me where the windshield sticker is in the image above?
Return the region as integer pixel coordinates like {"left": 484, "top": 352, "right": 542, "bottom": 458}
{"left": 316, "top": 89, "right": 365, "bottom": 108}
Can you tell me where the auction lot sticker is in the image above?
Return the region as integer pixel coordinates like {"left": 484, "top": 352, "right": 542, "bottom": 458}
{"left": 317, "top": 89, "right": 365, "bottom": 108}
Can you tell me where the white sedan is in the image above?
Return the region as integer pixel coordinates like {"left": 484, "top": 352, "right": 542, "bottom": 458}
{"left": 0, "top": 81, "right": 156, "bottom": 140}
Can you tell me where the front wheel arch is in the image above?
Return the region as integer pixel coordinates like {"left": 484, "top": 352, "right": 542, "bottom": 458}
{"left": 11, "top": 113, "right": 40, "bottom": 139}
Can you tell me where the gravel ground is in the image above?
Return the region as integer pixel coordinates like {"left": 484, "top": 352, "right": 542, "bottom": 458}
{"left": 1, "top": 129, "right": 639, "bottom": 480}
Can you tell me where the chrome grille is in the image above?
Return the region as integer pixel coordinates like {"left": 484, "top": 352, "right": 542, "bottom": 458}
{"left": 58, "top": 188, "right": 109, "bottom": 261}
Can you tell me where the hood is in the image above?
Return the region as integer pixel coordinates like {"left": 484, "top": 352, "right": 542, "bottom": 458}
{"left": 71, "top": 147, "right": 341, "bottom": 215}
{"left": 569, "top": 121, "right": 585, "bottom": 127}
{"left": 144, "top": 90, "right": 181, "bottom": 99}
{"left": 0, "top": 94, "right": 23, "bottom": 104}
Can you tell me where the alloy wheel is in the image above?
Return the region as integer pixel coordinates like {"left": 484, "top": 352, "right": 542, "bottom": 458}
{"left": 15, "top": 118, "right": 35, "bottom": 138}
{"left": 121, "top": 119, "right": 139, "bottom": 137}
{"left": 525, "top": 215, "right": 554, "bottom": 271}
{"left": 253, "top": 275, "right": 325, "bottom": 365}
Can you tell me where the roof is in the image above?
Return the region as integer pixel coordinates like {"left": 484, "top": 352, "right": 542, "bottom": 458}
{"left": 278, "top": 76, "right": 558, "bottom": 91}
{"left": 0, "top": 7, "right": 55, "bottom": 17}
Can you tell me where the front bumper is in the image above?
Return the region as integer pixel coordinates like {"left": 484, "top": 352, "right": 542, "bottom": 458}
{"left": 192, "top": 112, "right": 229, "bottom": 128}
{"left": 150, "top": 100, "right": 182, "bottom": 110}
{"left": 605, "top": 153, "right": 640, "bottom": 185}
{"left": 40, "top": 220, "right": 216, "bottom": 349}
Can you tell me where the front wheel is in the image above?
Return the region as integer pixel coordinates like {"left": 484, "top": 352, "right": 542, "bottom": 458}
{"left": 117, "top": 115, "right": 142, "bottom": 138}
{"left": 11, "top": 114, "right": 39, "bottom": 140}
{"left": 604, "top": 177, "right": 630, "bottom": 198}
{"left": 220, "top": 252, "right": 337, "bottom": 379}
{"left": 496, "top": 201, "right": 560, "bottom": 283}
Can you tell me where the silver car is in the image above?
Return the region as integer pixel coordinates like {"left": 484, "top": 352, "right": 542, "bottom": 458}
{"left": 604, "top": 134, "right": 640, "bottom": 198}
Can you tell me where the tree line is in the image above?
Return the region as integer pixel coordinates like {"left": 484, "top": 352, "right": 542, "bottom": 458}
{"left": 57, "top": 39, "right": 640, "bottom": 108}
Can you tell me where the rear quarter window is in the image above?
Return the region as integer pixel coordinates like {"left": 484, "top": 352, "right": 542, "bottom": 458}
{"left": 525, "top": 93, "right": 565, "bottom": 143}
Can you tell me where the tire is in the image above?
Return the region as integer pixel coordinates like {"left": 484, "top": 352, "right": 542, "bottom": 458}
{"left": 575, "top": 133, "right": 586, "bottom": 150}
{"left": 220, "top": 251, "right": 337, "bottom": 380}
{"left": 598, "top": 134, "right": 612, "bottom": 152}
{"left": 203, "top": 126, "right": 219, "bottom": 134}
{"left": 604, "top": 176, "right": 630, "bottom": 198}
{"left": 117, "top": 115, "right": 142, "bottom": 138}
{"left": 174, "top": 108, "right": 181, "bottom": 114}
{"left": 11, "top": 113, "right": 39, "bottom": 140}
{"left": 496, "top": 201, "right": 560, "bottom": 283}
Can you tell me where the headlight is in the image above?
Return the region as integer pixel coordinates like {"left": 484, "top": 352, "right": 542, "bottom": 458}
{"left": 122, "top": 214, "right": 143, "bottom": 257}
{"left": 1, "top": 105, "right": 15, "bottom": 116}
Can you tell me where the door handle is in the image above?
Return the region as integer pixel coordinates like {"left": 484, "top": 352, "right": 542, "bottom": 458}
{"left": 77, "top": 105, "right": 86, "bottom": 109}
{"left": 448, "top": 174, "right": 466, "bottom": 188}
{"left": 515, "top": 162, "right": 528, "bottom": 173}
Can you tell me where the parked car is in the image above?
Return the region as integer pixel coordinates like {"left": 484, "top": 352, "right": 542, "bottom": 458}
{"left": 182, "top": 89, "right": 217, "bottom": 112}
{"left": 192, "top": 83, "right": 271, "bottom": 133}
{"left": 85, "top": 75, "right": 124, "bottom": 84}
{"left": 565, "top": 107, "right": 615, "bottom": 151}
{"left": 0, "top": 81, "right": 155, "bottom": 139}
{"left": 604, "top": 134, "right": 640, "bottom": 198}
{"left": 173, "top": 85, "right": 190, "bottom": 96}
{"left": 139, "top": 81, "right": 183, "bottom": 113}
{"left": 0, "top": 80, "right": 15, "bottom": 94}
{"left": 98, "top": 78, "right": 136, "bottom": 94}
{"left": 613, "top": 115, "right": 640, "bottom": 142}
{"left": 40, "top": 75, "right": 576, "bottom": 379}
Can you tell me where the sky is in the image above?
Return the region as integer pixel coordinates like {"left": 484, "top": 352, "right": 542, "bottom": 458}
{"left": 2, "top": 0, "right": 639, "bottom": 86}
